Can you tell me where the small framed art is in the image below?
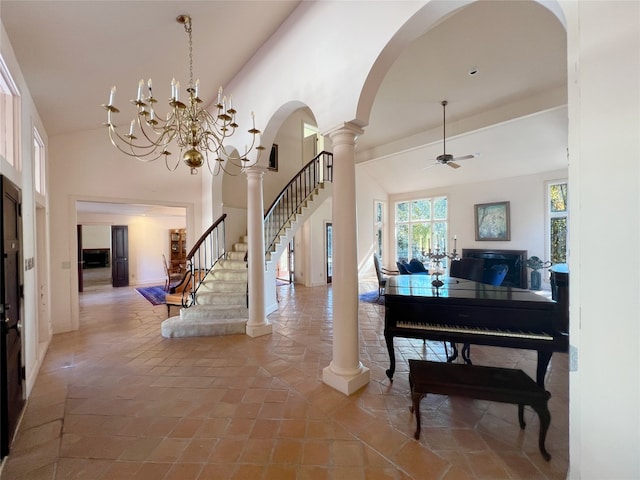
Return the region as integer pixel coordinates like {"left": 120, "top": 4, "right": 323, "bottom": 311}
{"left": 474, "top": 201, "right": 510, "bottom": 241}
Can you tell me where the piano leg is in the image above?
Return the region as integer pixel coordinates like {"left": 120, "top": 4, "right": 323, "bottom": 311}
{"left": 446, "top": 342, "right": 459, "bottom": 362}
{"left": 385, "top": 333, "right": 396, "bottom": 381}
{"left": 461, "top": 343, "right": 473, "bottom": 365}
{"left": 536, "top": 350, "right": 553, "bottom": 387}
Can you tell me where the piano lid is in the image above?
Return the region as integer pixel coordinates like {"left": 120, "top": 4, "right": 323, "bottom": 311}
{"left": 385, "top": 274, "right": 555, "bottom": 305}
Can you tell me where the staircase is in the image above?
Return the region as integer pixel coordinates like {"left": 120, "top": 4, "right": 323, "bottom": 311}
{"left": 161, "top": 234, "right": 249, "bottom": 337}
{"left": 161, "top": 151, "right": 333, "bottom": 338}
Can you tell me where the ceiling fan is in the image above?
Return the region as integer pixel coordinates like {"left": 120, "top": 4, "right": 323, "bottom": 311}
{"left": 427, "top": 100, "right": 478, "bottom": 169}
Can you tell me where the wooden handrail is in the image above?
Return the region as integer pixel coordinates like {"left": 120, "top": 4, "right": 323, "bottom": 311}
{"left": 264, "top": 151, "right": 332, "bottom": 217}
{"left": 263, "top": 151, "right": 333, "bottom": 256}
{"left": 181, "top": 213, "right": 227, "bottom": 308}
{"left": 186, "top": 213, "right": 227, "bottom": 260}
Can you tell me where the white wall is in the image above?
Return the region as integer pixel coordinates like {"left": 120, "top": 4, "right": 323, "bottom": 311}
{"left": 302, "top": 198, "right": 332, "bottom": 287}
{"left": 355, "top": 166, "right": 389, "bottom": 272}
{"left": 81, "top": 225, "right": 110, "bottom": 249}
{"left": 565, "top": 2, "right": 640, "bottom": 478}
{"left": 1, "top": 22, "right": 52, "bottom": 395}
{"left": 264, "top": 108, "right": 317, "bottom": 206}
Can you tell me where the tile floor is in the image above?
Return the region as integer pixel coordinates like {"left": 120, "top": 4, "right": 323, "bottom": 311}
{"left": 1, "top": 279, "right": 568, "bottom": 479}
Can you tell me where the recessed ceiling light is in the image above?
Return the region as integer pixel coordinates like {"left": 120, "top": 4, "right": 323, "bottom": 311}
{"left": 468, "top": 66, "right": 479, "bottom": 76}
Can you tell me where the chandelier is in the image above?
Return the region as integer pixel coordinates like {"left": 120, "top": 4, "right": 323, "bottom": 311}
{"left": 103, "top": 14, "right": 264, "bottom": 175}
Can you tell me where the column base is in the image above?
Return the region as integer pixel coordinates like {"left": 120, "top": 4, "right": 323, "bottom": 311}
{"left": 322, "top": 364, "right": 370, "bottom": 395}
{"left": 246, "top": 321, "right": 272, "bottom": 338}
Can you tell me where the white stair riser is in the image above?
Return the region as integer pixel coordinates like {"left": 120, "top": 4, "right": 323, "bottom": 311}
{"left": 182, "top": 305, "right": 248, "bottom": 320}
{"left": 197, "top": 293, "right": 246, "bottom": 306}
{"left": 210, "top": 270, "right": 247, "bottom": 282}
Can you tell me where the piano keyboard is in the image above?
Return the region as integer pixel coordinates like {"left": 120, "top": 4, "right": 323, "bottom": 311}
{"left": 396, "top": 321, "right": 554, "bottom": 341}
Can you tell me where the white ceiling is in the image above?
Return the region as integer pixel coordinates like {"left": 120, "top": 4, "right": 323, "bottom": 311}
{"left": 1, "top": 0, "right": 568, "bottom": 208}
{"left": 356, "top": 0, "right": 567, "bottom": 194}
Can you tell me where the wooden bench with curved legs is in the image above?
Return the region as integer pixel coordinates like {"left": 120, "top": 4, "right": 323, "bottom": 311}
{"left": 409, "top": 359, "right": 552, "bottom": 461}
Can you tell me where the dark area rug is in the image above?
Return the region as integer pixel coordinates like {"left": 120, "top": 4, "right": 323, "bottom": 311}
{"left": 135, "top": 285, "right": 166, "bottom": 305}
{"left": 359, "top": 291, "right": 384, "bottom": 304}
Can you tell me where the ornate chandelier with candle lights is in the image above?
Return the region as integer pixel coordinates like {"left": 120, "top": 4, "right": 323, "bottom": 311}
{"left": 103, "top": 14, "right": 264, "bottom": 175}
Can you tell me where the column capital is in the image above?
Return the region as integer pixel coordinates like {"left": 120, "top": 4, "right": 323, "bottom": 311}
{"left": 245, "top": 164, "right": 268, "bottom": 179}
{"left": 325, "top": 122, "right": 365, "bottom": 145}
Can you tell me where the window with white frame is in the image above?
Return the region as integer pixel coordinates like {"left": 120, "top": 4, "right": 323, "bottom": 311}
{"left": 549, "top": 181, "right": 568, "bottom": 264}
{"left": 395, "top": 196, "right": 448, "bottom": 262}
{"left": 34, "top": 127, "right": 45, "bottom": 195}
{"left": 374, "top": 200, "right": 384, "bottom": 259}
{"left": 0, "top": 55, "right": 20, "bottom": 169}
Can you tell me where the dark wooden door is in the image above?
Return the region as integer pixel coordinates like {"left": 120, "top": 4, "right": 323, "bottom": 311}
{"left": 0, "top": 176, "right": 25, "bottom": 459}
{"left": 111, "top": 225, "right": 129, "bottom": 287}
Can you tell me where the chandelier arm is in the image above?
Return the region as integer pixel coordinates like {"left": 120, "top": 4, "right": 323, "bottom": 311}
{"left": 131, "top": 120, "right": 176, "bottom": 156}
{"left": 107, "top": 127, "right": 171, "bottom": 163}
{"left": 165, "top": 153, "right": 182, "bottom": 172}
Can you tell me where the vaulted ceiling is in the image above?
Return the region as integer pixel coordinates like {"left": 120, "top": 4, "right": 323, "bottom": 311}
{"left": 2, "top": 0, "right": 567, "bottom": 207}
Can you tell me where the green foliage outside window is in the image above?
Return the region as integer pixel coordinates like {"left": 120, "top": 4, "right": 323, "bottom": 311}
{"left": 549, "top": 182, "right": 568, "bottom": 265}
{"left": 434, "top": 197, "right": 448, "bottom": 219}
{"left": 551, "top": 218, "right": 567, "bottom": 264}
{"left": 411, "top": 199, "right": 431, "bottom": 221}
{"left": 550, "top": 183, "right": 567, "bottom": 212}
{"left": 396, "top": 202, "right": 409, "bottom": 222}
{"left": 396, "top": 196, "right": 447, "bottom": 262}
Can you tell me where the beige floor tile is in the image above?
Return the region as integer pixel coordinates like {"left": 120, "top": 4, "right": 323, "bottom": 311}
{"left": 0, "top": 281, "right": 569, "bottom": 480}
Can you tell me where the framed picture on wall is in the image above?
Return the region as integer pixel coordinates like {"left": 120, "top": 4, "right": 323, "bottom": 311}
{"left": 268, "top": 144, "right": 278, "bottom": 171}
{"left": 474, "top": 201, "right": 510, "bottom": 241}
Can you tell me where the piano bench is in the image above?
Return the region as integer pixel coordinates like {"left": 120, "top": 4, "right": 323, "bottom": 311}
{"left": 408, "top": 359, "right": 552, "bottom": 461}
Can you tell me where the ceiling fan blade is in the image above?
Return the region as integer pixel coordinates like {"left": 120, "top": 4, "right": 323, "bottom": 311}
{"left": 422, "top": 162, "right": 438, "bottom": 170}
{"left": 447, "top": 162, "right": 460, "bottom": 169}
{"left": 451, "top": 154, "right": 476, "bottom": 162}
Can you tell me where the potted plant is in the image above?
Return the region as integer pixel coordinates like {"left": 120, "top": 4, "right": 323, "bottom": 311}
{"left": 526, "top": 256, "right": 551, "bottom": 290}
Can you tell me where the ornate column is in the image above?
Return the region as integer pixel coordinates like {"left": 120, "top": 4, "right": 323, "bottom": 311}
{"left": 246, "top": 166, "right": 272, "bottom": 337}
{"left": 322, "top": 122, "right": 370, "bottom": 395}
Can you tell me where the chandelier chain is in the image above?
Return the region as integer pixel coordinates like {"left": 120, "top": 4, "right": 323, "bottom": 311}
{"left": 184, "top": 16, "right": 194, "bottom": 89}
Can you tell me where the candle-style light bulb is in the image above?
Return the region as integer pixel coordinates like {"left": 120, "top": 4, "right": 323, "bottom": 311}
{"left": 129, "top": 120, "right": 134, "bottom": 136}
{"left": 137, "top": 79, "right": 144, "bottom": 101}
{"left": 171, "top": 78, "right": 176, "bottom": 100}
{"left": 218, "top": 86, "right": 222, "bottom": 106}
{"left": 147, "top": 78, "right": 153, "bottom": 96}
{"left": 195, "top": 79, "right": 200, "bottom": 98}
{"left": 109, "top": 86, "right": 116, "bottom": 105}
{"left": 175, "top": 81, "right": 180, "bottom": 102}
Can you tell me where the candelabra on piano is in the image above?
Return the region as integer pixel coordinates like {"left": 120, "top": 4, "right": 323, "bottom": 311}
{"left": 422, "top": 235, "right": 459, "bottom": 287}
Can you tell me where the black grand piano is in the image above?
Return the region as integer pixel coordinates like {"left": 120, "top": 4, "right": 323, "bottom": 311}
{"left": 384, "top": 274, "right": 569, "bottom": 386}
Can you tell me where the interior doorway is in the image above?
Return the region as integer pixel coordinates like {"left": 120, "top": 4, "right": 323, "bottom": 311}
{"left": 77, "top": 225, "right": 113, "bottom": 290}
{"left": 326, "top": 222, "right": 332, "bottom": 284}
{"left": 277, "top": 240, "right": 294, "bottom": 284}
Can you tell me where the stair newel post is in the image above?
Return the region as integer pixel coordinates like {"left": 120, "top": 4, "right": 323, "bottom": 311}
{"left": 246, "top": 166, "right": 273, "bottom": 337}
